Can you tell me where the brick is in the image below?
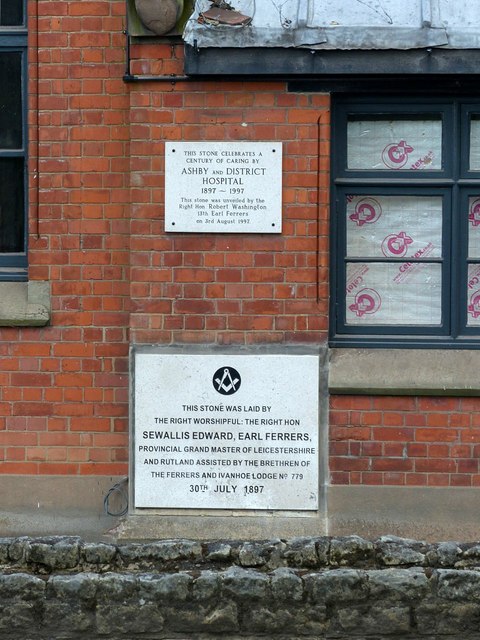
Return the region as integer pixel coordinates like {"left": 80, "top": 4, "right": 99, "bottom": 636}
{"left": 450, "top": 414, "right": 471, "bottom": 428}
{"left": 13, "top": 403, "right": 54, "bottom": 417}
{"left": 415, "top": 428, "right": 458, "bottom": 443}
{"left": 330, "top": 426, "right": 371, "bottom": 441}
{"left": 461, "top": 428, "right": 480, "bottom": 442}
{"left": 371, "top": 397, "right": 417, "bottom": 411}
{"left": 457, "top": 459, "right": 479, "bottom": 473}
{"left": 330, "top": 397, "right": 373, "bottom": 410}
{"left": 418, "top": 397, "right": 460, "bottom": 411}
{"left": 428, "top": 444, "right": 450, "bottom": 458}
{"left": 361, "top": 442, "right": 383, "bottom": 456}
{"left": 415, "top": 459, "right": 456, "bottom": 473}
{"left": 382, "top": 412, "right": 406, "bottom": 427}
{"left": 0, "top": 462, "right": 38, "bottom": 474}
{"left": 330, "top": 457, "right": 370, "bottom": 472}
{"left": 371, "top": 427, "right": 414, "bottom": 441}
{"left": 405, "top": 473, "right": 428, "bottom": 486}
{"left": 450, "top": 474, "right": 472, "bottom": 486}
{"left": 383, "top": 443, "right": 405, "bottom": 457}
{"left": 371, "top": 458, "right": 413, "bottom": 472}
{"left": 382, "top": 472, "right": 406, "bottom": 485}
{"left": 451, "top": 445, "right": 472, "bottom": 458}
{"left": 70, "top": 418, "right": 111, "bottom": 432}
{"left": 427, "top": 474, "right": 450, "bottom": 487}
{"left": 361, "top": 472, "right": 384, "bottom": 485}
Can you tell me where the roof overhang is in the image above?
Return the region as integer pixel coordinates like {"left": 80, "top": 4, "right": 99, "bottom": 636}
{"left": 183, "top": 0, "right": 480, "bottom": 79}
{"left": 184, "top": 45, "right": 480, "bottom": 79}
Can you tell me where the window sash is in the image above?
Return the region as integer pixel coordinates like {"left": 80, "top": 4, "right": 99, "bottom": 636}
{"left": 335, "top": 186, "right": 451, "bottom": 336}
{"left": 346, "top": 117, "right": 443, "bottom": 172}
{"left": 334, "top": 100, "right": 454, "bottom": 180}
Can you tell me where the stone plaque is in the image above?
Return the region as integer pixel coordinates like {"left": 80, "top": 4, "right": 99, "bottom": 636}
{"left": 165, "top": 142, "right": 282, "bottom": 233}
{"left": 133, "top": 352, "right": 319, "bottom": 510}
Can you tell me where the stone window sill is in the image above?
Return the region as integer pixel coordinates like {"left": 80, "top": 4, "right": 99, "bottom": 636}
{"left": 329, "top": 348, "right": 480, "bottom": 395}
{"left": 0, "top": 281, "right": 50, "bottom": 326}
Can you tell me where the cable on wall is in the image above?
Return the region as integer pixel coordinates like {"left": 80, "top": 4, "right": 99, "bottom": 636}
{"left": 104, "top": 477, "right": 129, "bottom": 517}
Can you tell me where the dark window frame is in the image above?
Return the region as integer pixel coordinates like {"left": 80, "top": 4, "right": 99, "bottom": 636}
{"left": 330, "top": 95, "right": 480, "bottom": 349}
{"left": 0, "top": 0, "right": 27, "bottom": 281}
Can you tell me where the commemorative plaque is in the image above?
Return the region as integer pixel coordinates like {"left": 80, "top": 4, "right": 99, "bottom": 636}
{"left": 165, "top": 142, "right": 282, "bottom": 233}
{"left": 133, "top": 352, "right": 319, "bottom": 510}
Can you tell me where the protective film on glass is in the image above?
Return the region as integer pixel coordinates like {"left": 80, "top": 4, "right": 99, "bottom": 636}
{"left": 346, "top": 195, "right": 443, "bottom": 258}
{"left": 346, "top": 262, "right": 442, "bottom": 326}
{"left": 347, "top": 118, "right": 442, "bottom": 171}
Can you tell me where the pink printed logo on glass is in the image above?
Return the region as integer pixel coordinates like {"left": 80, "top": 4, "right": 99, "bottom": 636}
{"left": 349, "top": 288, "right": 382, "bottom": 317}
{"left": 382, "top": 140, "right": 414, "bottom": 169}
{"left": 468, "top": 290, "right": 480, "bottom": 318}
{"left": 349, "top": 197, "right": 382, "bottom": 227}
{"left": 381, "top": 231, "right": 413, "bottom": 258}
{"left": 469, "top": 199, "right": 480, "bottom": 227}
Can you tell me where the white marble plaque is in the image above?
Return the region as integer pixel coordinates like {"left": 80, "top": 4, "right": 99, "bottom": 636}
{"left": 165, "top": 142, "right": 282, "bottom": 233}
{"left": 133, "top": 352, "right": 319, "bottom": 510}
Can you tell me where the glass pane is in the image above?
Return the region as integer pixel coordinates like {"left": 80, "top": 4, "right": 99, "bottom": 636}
{"left": 470, "top": 117, "right": 480, "bottom": 170}
{"left": 346, "top": 195, "right": 443, "bottom": 258}
{"left": 347, "top": 118, "right": 442, "bottom": 171}
{"left": 467, "top": 264, "right": 480, "bottom": 326}
{"left": 0, "top": 0, "right": 23, "bottom": 25}
{"left": 468, "top": 196, "right": 480, "bottom": 258}
{"left": 345, "top": 262, "right": 442, "bottom": 325}
{"left": 0, "top": 157, "right": 24, "bottom": 252}
{"left": 0, "top": 51, "right": 22, "bottom": 148}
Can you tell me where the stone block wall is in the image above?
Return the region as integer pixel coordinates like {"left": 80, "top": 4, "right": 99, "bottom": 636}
{"left": 1, "top": 0, "right": 480, "bottom": 542}
{"left": 2, "top": 535, "right": 480, "bottom": 639}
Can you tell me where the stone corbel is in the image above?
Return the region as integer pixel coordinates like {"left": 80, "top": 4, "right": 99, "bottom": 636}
{"left": 0, "top": 281, "right": 50, "bottom": 327}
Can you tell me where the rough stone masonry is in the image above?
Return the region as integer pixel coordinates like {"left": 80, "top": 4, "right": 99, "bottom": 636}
{"left": 2, "top": 534, "right": 480, "bottom": 639}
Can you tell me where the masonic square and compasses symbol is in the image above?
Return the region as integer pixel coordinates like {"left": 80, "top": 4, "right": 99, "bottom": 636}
{"left": 213, "top": 366, "right": 241, "bottom": 395}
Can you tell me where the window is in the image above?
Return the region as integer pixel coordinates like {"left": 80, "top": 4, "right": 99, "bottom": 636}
{"left": 330, "top": 96, "right": 480, "bottom": 348}
{"left": 331, "top": 98, "right": 480, "bottom": 347}
{"left": 0, "top": 0, "right": 27, "bottom": 280}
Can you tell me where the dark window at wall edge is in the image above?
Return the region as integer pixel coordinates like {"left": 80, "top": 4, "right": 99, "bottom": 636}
{"left": 0, "top": 0, "right": 27, "bottom": 281}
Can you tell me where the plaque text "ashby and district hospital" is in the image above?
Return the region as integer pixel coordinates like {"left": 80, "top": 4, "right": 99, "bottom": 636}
{"left": 165, "top": 142, "right": 282, "bottom": 234}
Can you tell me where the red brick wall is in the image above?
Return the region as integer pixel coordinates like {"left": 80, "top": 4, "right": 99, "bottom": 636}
{"left": 0, "top": 0, "right": 130, "bottom": 476}
{"left": 2, "top": 1, "right": 478, "bottom": 488}
{"left": 128, "top": 44, "right": 330, "bottom": 344}
{"left": 330, "top": 396, "right": 480, "bottom": 487}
